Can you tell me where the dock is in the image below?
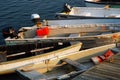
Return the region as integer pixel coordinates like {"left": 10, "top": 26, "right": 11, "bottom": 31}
{"left": 72, "top": 53, "right": 120, "bottom": 80}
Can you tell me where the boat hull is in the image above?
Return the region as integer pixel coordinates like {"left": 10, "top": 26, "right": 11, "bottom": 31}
{"left": 0, "top": 42, "right": 82, "bottom": 75}
{"left": 5, "top": 19, "right": 120, "bottom": 45}
{"left": 56, "top": 14, "right": 120, "bottom": 19}
{"left": 16, "top": 43, "right": 119, "bottom": 80}
{"left": 56, "top": 7, "right": 120, "bottom": 19}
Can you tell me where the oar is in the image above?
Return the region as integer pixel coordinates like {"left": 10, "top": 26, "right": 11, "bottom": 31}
{"left": 6, "top": 46, "right": 54, "bottom": 58}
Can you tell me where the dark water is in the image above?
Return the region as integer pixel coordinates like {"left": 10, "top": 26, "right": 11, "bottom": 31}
{"left": 0, "top": 0, "right": 85, "bottom": 45}
{"left": 0, "top": 0, "right": 85, "bottom": 79}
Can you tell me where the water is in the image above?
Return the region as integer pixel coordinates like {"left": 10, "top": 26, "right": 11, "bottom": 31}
{"left": 0, "top": 0, "right": 85, "bottom": 45}
{"left": 0, "top": 0, "right": 85, "bottom": 79}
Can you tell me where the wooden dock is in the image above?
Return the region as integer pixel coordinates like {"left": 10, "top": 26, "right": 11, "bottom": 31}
{"left": 72, "top": 53, "right": 120, "bottom": 80}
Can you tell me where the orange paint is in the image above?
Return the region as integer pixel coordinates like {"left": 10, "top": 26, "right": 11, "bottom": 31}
{"left": 104, "top": 50, "right": 114, "bottom": 60}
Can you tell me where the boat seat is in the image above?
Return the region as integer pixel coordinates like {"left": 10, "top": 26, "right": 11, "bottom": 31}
{"left": 61, "top": 58, "right": 87, "bottom": 71}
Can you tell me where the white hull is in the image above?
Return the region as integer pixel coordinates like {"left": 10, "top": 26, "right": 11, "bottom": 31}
{"left": 0, "top": 42, "right": 82, "bottom": 75}
{"left": 56, "top": 6, "right": 120, "bottom": 19}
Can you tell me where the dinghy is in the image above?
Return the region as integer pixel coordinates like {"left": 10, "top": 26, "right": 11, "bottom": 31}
{"left": 0, "top": 42, "right": 82, "bottom": 75}
{"left": 2, "top": 19, "right": 120, "bottom": 45}
{"left": 56, "top": 4, "right": 120, "bottom": 19}
{"left": 16, "top": 43, "right": 120, "bottom": 80}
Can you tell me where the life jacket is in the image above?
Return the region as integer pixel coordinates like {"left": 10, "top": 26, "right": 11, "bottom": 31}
{"left": 91, "top": 49, "right": 114, "bottom": 64}
{"left": 36, "top": 27, "right": 49, "bottom": 37}
{"left": 104, "top": 49, "right": 114, "bottom": 60}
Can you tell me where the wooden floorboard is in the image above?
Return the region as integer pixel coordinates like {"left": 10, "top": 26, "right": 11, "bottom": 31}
{"left": 81, "top": 73, "right": 111, "bottom": 80}
{"left": 100, "top": 61, "right": 120, "bottom": 68}
{"left": 96, "top": 65, "right": 120, "bottom": 73}
{"left": 72, "top": 53, "right": 120, "bottom": 80}
{"left": 88, "top": 68, "right": 120, "bottom": 79}
{"left": 84, "top": 71, "right": 119, "bottom": 80}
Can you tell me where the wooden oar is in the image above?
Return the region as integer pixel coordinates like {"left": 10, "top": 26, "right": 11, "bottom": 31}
{"left": 6, "top": 46, "right": 54, "bottom": 58}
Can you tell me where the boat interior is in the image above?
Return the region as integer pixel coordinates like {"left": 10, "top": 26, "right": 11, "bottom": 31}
{"left": 0, "top": 42, "right": 71, "bottom": 62}
{"left": 6, "top": 23, "right": 119, "bottom": 40}
{"left": 16, "top": 43, "right": 120, "bottom": 80}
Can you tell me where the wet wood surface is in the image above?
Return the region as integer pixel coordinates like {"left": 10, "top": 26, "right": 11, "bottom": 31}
{"left": 72, "top": 53, "right": 120, "bottom": 80}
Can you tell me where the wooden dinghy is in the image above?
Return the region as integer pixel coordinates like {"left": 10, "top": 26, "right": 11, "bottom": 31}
{"left": 56, "top": 4, "right": 120, "bottom": 19}
{"left": 0, "top": 42, "right": 82, "bottom": 75}
{"left": 16, "top": 43, "right": 120, "bottom": 80}
{"left": 85, "top": 0, "right": 120, "bottom": 8}
{"left": 0, "top": 41, "right": 72, "bottom": 61}
{"left": 3, "top": 19, "right": 120, "bottom": 45}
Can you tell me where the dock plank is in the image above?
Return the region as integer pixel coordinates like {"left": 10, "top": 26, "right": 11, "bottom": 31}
{"left": 84, "top": 71, "right": 119, "bottom": 80}
{"left": 72, "top": 53, "right": 120, "bottom": 80}
{"left": 96, "top": 65, "right": 120, "bottom": 73}
{"left": 81, "top": 73, "right": 111, "bottom": 80}
{"left": 100, "top": 61, "right": 120, "bottom": 68}
{"left": 88, "top": 68, "right": 120, "bottom": 79}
